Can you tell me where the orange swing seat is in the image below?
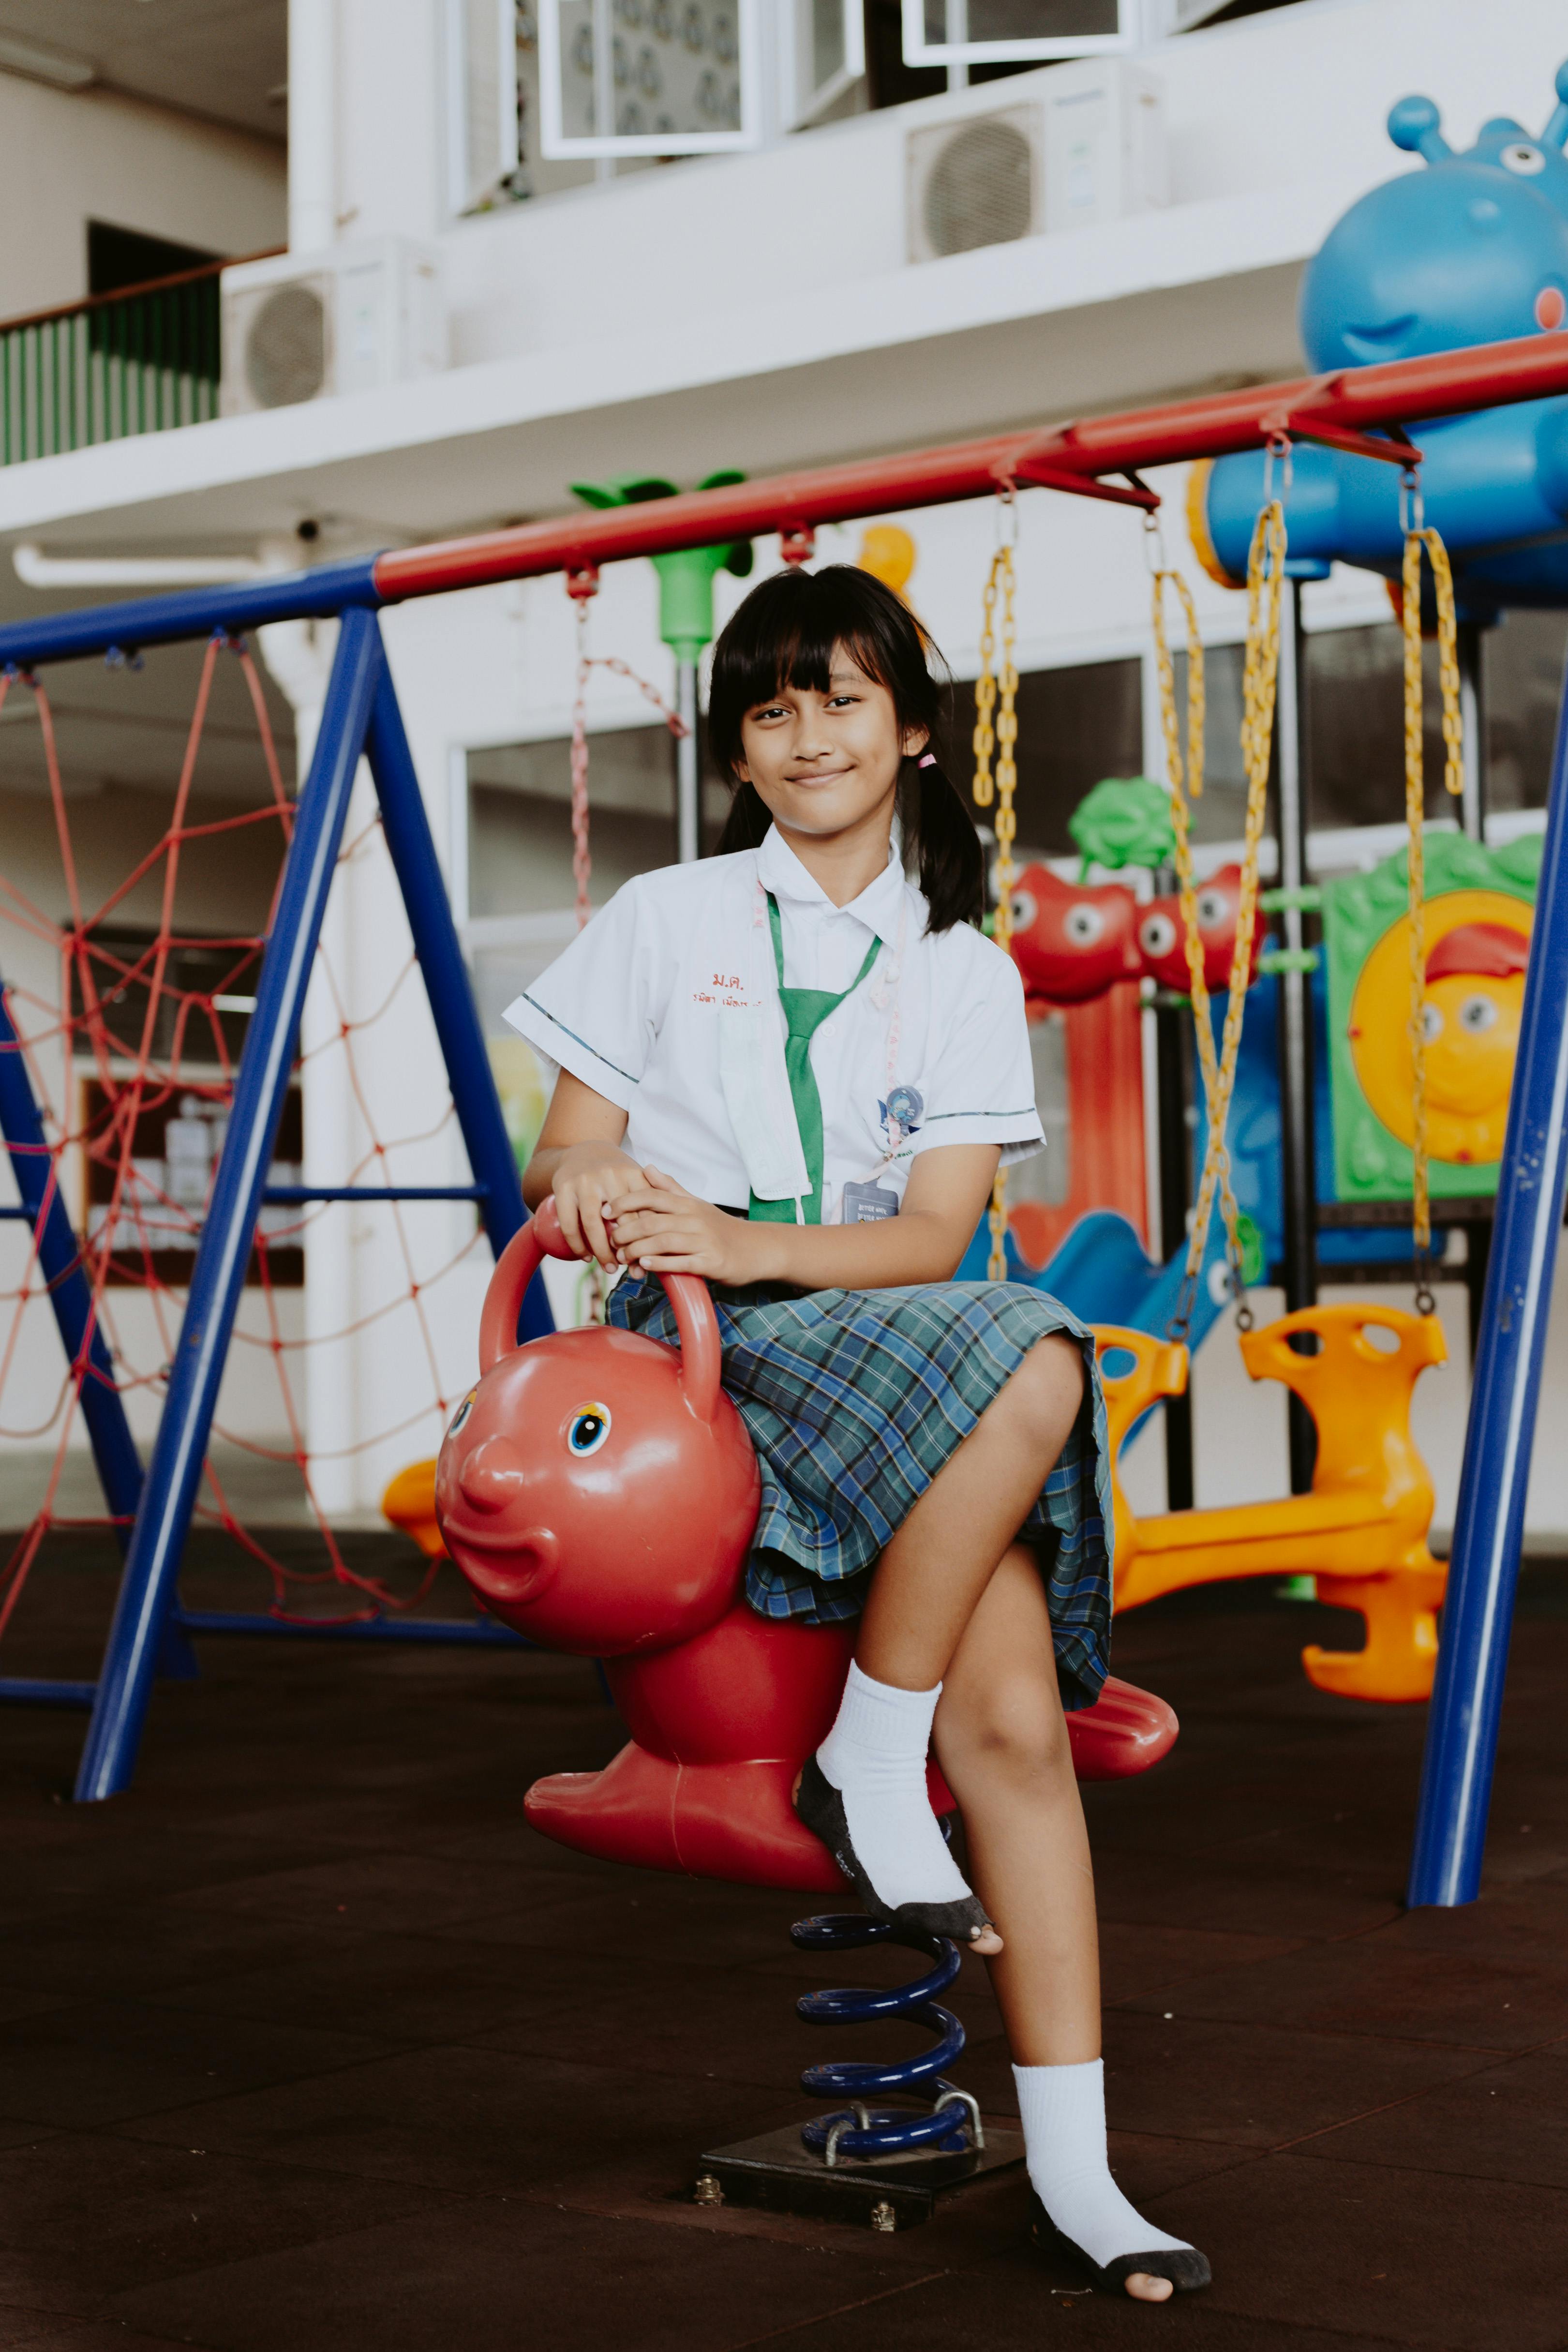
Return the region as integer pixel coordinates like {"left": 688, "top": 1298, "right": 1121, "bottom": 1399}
{"left": 1095, "top": 1303, "right": 1448, "bottom": 1703}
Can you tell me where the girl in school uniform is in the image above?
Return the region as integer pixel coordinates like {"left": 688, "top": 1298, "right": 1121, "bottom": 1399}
{"left": 507, "top": 565, "right": 1209, "bottom": 2303}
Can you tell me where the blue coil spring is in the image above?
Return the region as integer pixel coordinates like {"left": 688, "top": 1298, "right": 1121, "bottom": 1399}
{"left": 792, "top": 1912, "right": 984, "bottom": 2166}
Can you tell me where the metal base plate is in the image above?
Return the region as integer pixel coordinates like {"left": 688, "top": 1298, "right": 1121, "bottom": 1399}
{"left": 696, "top": 2119, "right": 1025, "bottom": 2231}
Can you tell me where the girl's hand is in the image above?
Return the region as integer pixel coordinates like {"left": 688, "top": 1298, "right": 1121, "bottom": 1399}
{"left": 550, "top": 1141, "right": 646, "bottom": 1264}
{"left": 606, "top": 1166, "right": 765, "bottom": 1285}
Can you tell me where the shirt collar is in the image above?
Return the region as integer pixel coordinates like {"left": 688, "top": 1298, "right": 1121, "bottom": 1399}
{"left": 755, "top": 825, "right": 907, "bottom": 949}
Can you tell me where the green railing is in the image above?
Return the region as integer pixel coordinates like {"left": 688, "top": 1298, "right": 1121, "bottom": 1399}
{"left": 0, "top": 249, "right": 281, "bottom": 466}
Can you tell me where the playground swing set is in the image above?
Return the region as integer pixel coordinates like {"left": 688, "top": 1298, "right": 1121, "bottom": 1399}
{"left": 2, "top": 322, "right": 1567, "bottom": 2210}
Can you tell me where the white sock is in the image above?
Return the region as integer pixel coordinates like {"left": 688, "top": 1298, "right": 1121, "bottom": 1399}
{"left": 814, "top": 1661, "right": 973, "bottom": 1911}
{"left": 1014, "top": 2059, "right": 1192, "bottom": 2271}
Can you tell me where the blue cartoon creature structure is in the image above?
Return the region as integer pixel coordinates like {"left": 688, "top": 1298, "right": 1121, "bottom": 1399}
{"left": 1195, "top": 61, "right": 1568, "bottom": 615}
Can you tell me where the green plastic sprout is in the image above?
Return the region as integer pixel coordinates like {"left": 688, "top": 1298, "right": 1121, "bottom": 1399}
{"left": 569, "top": 471, "right": 754, "bottom": 662}
{"left": 1067, "top": 776, "right": 1176, "bottom": 880}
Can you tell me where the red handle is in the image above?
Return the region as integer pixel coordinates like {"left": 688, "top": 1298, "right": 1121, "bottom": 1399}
{"left": 477, "top": 1196, "right": 724, "bottom": 1423}
{"left": 478, "top": 1198, "right": 572, "bottom": 1372}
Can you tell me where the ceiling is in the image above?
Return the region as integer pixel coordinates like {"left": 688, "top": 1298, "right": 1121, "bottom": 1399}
{"left": 0, "top": 0, "right": 286, "bottom": 142}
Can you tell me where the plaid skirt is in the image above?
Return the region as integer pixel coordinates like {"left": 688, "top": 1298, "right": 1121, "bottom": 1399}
{"left": 606, "top": 1275, "right": 1113, "bottom": 1713}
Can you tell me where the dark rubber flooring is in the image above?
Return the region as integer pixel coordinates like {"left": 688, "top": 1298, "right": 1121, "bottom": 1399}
{"left": 1, "top": 1534, "right": 1567, "bottom": 2351}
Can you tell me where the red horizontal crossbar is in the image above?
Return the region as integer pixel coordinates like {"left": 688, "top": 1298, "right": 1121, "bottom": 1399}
{"left": 371, "top": 328, "right": 1568, "bottom": 604}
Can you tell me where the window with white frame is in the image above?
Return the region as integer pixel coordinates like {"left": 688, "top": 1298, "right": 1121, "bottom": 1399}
{"left": 538, "top": 0, "right": 763, "bottom": 157}
{"left": 446, "top": 0, "right": 522, "bottom": 213}
{"left": 783, "top": 1, "right": 866, "bottom": 129}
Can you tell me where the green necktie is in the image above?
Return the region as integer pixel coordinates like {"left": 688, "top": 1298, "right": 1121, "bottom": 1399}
{"left": 749, "top": 892, "right": 882, "bottom": 1226}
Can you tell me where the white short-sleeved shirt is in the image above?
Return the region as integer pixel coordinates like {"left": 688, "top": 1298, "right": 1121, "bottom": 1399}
{"left": 503, "top": 826, "right": 1044, "bottom": 1221}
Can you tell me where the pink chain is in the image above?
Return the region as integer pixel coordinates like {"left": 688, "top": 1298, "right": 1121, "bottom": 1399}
{"left": 567, "top": 609, "right": 689, "bottom": 932}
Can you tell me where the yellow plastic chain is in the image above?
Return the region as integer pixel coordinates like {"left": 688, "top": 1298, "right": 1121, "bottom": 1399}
{"left": 1400, "top": 512, "right": 1464, "bottom": 1309}
{"left": 1150, "top": 559, "right": 1247, "bottom": 1308}
{"left": 973, "top": 534, "right": 1019, "bottom": 1279}
{"left": 1162, "top": 498, "right": 1285, "bottom": 1336}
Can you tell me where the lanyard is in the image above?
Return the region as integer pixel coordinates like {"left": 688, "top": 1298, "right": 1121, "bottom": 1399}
{"left": 748, "top": 892, "right": 881, "bottom": 1226}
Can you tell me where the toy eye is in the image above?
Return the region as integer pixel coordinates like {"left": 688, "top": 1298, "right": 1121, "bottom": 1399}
{"left": 447, "top": 1391, "right": 476, "bottom": 1439}
{"left": 1009, "top": 888, "right": 1037, "bottom": 932}
{"left": 1459, "top": 994, "right": 1500, "bottom": 1034}
{"left": 1195, "top": 889, "right": 1228, "bottom": 929}
{"left": 1420, "top": 1003, "right": 1445, "bottom": 1043}
{"left": 1537, "top": 285, "right": 1566, "bottom": 331}
{"left": 567, "top": 1402, "right": 612, "bottom": 1456}
{"left": 1064, "top": 904, "right": 1105, "bottom": 946}
{"left": 1502, "top": 142, "right": 1546, "bottom": 175}
{"left": 1140, "top": 912, "right": 1178, "bottom": 958}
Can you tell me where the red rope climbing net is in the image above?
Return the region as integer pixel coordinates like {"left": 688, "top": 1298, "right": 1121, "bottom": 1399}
{"left": 0, "top": 632, "right": 488, "bottom": 1645}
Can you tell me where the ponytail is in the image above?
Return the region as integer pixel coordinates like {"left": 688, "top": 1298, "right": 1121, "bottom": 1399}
{"left": 707, "top": 565, "right": 985, "bottom": 935}
{"left": 900, "top": 751, "right": 984, "bottom": 933}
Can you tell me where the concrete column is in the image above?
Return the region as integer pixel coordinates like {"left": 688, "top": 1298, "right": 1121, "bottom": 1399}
{"left": 288, "top": 0, "right": 339, "bottom": 253}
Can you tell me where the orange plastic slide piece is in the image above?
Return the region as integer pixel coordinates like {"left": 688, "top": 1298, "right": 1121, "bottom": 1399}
{"left": 381, "top": 1458, "right": 447, "bottom": 1561}
{"left": 1096, "top": 1304, "right": 1448, "bottom": 1703}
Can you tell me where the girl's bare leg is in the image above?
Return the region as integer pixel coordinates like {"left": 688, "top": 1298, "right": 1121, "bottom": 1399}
{"left": 934, "top": 1544, "right": 1100, "bottom": 2058}
{"left": 934, "top": 1548, "right": 1180, "bottom": 2305}
{"left": 854, "top": 1334, "right": 1085, "bottom": 1691}
{"left": 802, "top": 1335, "right": 1084, "bottom": 1961}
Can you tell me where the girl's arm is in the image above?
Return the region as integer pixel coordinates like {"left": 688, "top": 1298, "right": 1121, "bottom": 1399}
{"left": 523, "top": 1070, "right": 646, "bottom": 1262}
{"left": 605, "top": 1145, "right": 1002, "bottom": 1290}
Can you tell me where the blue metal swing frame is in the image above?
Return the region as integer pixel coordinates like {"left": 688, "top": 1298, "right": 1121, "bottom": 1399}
{"left": 0, "top": 548, "right": 1563, "bottom": 1903}
{"left": 0, "top": 582, "right": 552, "bottom": 1800}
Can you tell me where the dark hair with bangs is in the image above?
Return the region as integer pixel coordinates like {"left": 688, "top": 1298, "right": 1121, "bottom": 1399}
{"left": 707, "top": 565, "right": 983, "bottom": 934}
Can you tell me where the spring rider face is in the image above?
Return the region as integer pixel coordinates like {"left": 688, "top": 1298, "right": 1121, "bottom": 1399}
{"left": 1136, "top": 863, "right": 1259, "bottom": 995}
{"left": 1008, "top": 864, "right": 1142, "bottom": 1004}
{"left": 1301, "top": 133, "right": 1568, "bottom": 376}
{"left": 436, "top": 1198, "right": 759, "bottom": 1659}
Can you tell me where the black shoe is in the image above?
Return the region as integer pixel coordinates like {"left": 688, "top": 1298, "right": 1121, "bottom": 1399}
{"left": 792, "top": 1753, "right": 996, "bottom": 1946}
{"left": 1030, "top": 2189, "right": 1212, "bottom": 2294}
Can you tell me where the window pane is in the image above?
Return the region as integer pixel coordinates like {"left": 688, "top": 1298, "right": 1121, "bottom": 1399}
{"left": 463, "top": 0, "right": 504, "bottom": 198}
{"left": 1006, "top": 1011, "right": 1071, "bottom": 1205}
{"left": 553, "top": 0, "right": 745, "bottom": 144}
{"left": 813, "top": 0, "right": 849, "bottom": 85}
{"left": 468, "top": 724, "right": 683, "bottom": 915}
{"left": 957, "top": 656, "right": 1143, "bottom": 861}
{"left": 1485, "top": 608, "right": 1568, "bottom": 815}
{"left": 966, "top": 0, "right": 1120, "bottom": 34}
{"left": 919, "top": 0, "right": 1120, "bottom": 45}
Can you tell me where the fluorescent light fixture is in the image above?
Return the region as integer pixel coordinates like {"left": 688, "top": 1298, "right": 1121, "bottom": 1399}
{"left": 0, "top": 34, "right": 95, "bottom": 89}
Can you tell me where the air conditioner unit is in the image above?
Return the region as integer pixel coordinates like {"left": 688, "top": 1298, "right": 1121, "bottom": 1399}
{"left": 220, "top": 239, "right": 445, "bottom": 418}
{"left": 906, "top": 61, "right": 1165, "bottom": 263}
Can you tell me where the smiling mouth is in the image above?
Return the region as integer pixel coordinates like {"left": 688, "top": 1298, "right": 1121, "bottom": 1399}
{"left": 1342, "top": 315, "right": 1418, "bottom": 361}
{"left": 444, "top": 1524, "right": 543, "bottom": 1555}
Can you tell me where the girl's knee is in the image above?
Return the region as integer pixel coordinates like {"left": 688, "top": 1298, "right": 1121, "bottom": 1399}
{"left": 943, "top": 1671, "right": 1071, "bottom": 1785}
{"left": 997, "top": 1334, "right": 1084, "bottom": 1453}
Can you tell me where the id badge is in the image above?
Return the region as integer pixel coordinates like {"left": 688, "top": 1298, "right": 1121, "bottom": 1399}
{"left": 842, "top": 1179, "right": 900, "bottom": 1224}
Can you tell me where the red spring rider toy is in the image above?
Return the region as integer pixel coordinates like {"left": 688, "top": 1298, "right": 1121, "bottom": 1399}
{"left": 437, "top": 1198, "right": 1179, "bottom": 2185}
{"left": 437, "top": 1198, "right": 1177, "bottom": 1890}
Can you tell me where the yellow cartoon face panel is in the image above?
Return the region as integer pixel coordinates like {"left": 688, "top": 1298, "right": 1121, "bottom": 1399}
{"left": 1348, "top": 892, "right": 1532, "bottom": 1169}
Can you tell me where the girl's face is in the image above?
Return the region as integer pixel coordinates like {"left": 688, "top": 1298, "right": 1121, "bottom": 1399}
{"left": 735, "top": 648, "right": 927, "bottom": 844}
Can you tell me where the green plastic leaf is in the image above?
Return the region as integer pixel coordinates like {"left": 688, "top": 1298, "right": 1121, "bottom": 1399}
{"left": 1067, "top": 776, "right": 1176, "bottom": 877}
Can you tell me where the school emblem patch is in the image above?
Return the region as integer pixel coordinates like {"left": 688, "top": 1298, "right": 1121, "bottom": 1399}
{"left": 879, "top": 1084, "right": 925, "bottom": 1139}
